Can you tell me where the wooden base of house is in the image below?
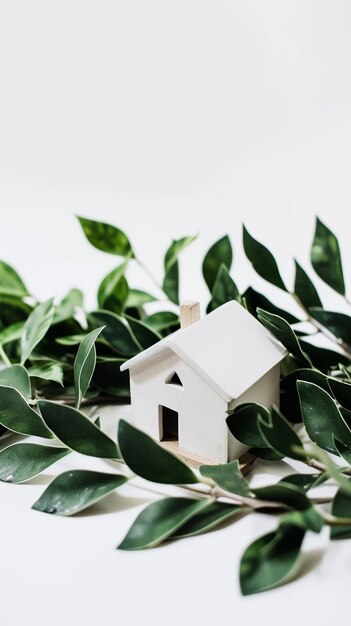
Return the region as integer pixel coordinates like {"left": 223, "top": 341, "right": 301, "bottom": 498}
{"left": 160, "top": 440, "right": 259, "bottom": 475}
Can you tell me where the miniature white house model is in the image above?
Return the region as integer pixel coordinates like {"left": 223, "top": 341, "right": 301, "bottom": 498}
{"left": 121, "top": 300, "right": 287, "bottom": 464}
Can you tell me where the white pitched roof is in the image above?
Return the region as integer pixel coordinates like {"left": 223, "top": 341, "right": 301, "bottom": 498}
{"left": 121, "top": 301, "right": 287, "bottom": 402}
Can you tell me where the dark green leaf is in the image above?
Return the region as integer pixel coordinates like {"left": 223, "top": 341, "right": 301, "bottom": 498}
{"left": 298, "top": 338, "right": 349, "bottom": 372}
{"left": 125, "top": 315, "right": 162, "bottom": 349}
{"left": 311, "top": 217, "right": 345, "bottom": 295}
{"left": 252, "top": 483, "right": 312, "bottom": 511}
{"left": 0, "top": 261, "right": 29, "bottom": 297}
{"left": 74, "top": 327, "right": 105, "bottom": 408}
{"left": 0, "top": 386, "right": 53, "bottom": 438}
{"left": 32, "top": 470, "right": 128, "bottom": 516}
{"left": 240, "top": 523, "right": 305, "bottom": 595}
{"left": 89, "top": 310, "right": 141, "bottom": 357}
{"left": 250, "top": 447, "right": 284, "bottom": 461}
{"left": 162, "top": 236, "right": 197, "bottom": 304}
{"left": 279, "top": 508, "right": 323, "bottom": 533}
{"left": 125, "top": 289, "right": 157, "bottom": 309}
{"left": 257, "top": 308, "right": 312, "bottom": 367}
{"left": 202, "top": 235, "right": 233, "bottom": 292}
{"left": 297, "top": 381, "right": 351, "bottom": 454}
{"left": 331, "top": 485, "right": 351, "bottom": 539}
{"left": 280, "top": 369, "right": 330, "bottom": 423}
{"left": 227, "top": 403, "right": 270, "bottom": 448}
{"left": 0, "top": 364, "right": 31, "bottom": 399}
{"left": 0, "top": 443, "right": 70, "bottom": 483}
{"left": 309, "top": 309, "right": 351, "bottom": 346}
{"left": 207, "top": 264, "right": 240, "bottom": 313}
{"left": 38, "top": 400, "right": 119, "bottom": 458}
{"left": 97, "top": 262, "right": 129, "bottom": 313}
{"left": 257, "top": 406, "right": 304, "bottom": 460}
{"left": 200, "top": 460, "right": 251, "bottom": 496}
{"left": 20, "top": 298, "right": 55, "bottom": 364}
{"left": 243, "top": 287, "right": 300, "bottom": 325}
{"left": 328, "top": 378, "right": 351, "bottom": 410}
{"left": 279, "top": 473, "right": 327, "bottom": 492}
{"left": 29, "top": 361, "right": 64, "bottom": 386}
{"left": 0, "top": 321, "right": 25, "bottom": 346}
{"left": 93, "top": 358, "right": 130, "bottom": 398}
{"left": 243, "top": 226, "right": 287, "bottom": 291}
{"left": 143, "top": 311, "right": 179, "bottom": 333}
{"left": 118, "top": 420, "right": 198, "bottom": 484}
{"left": 118, "top": 497, "right": 209, "bottom": 549}
{"left": 172, "top": 501, "right": 243, "bottom": 538}
{"left": 77, "top": 216, "right": 134, "bottom": 257}
{"left": 294, "top": 261, "right": 322, "bottom": 309}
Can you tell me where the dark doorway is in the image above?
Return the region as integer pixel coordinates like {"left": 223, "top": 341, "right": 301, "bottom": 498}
{"left": 159, "top": 405, "right": 179, "bottom": 441}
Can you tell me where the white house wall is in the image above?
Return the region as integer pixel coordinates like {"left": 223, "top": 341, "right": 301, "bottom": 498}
{"left": 128, "top": 349, "right": 230, "bottom": 463}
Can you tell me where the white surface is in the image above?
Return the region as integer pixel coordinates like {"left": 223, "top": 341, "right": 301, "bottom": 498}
{"left": 1, "top": 1, "right": 351, "bottom": 624}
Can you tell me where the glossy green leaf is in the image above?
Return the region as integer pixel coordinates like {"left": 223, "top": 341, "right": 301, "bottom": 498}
{"left": 294, "top": 261, "right": 322, "bottom": 309}
{"left": 243, "top": 287, "right": 300, "bottom": 325}
{"left": 280, "top": 368, "right": 330, "bottom": 423}
{"left": 93, "top": 358, "right": 130, "bottom": 398}
{"left": 207, "top": 264, "right": 240, "bottom": 313}
{"left": 257, "top": 406, "right": 304, "bottom": 460}
{"left": 97, "top": 262, "right": 129, "bottom": 313}
{"left": 202, "top": 235, "right": 233, "bottom": 292}
{"left": 54, "top": 289, "right": 84, "bottom": 324}
{"left": 227, "top": 403, "right": 270, "bottom": 448}
{"left": 309, "top": 308, "right": 351, "bottom": 346}
{"left": 172, "top": 501, "right": 243, "bottom": 539}
{"left": 333, "top": 438, "right": 351, "bottom": 465}
{"left": 125, "top": 289, "right": 157, "bottom": 309}
{"left": 279, "top": 473, "right": 327, "bottom": 493}
{"left": 89, "top": 310, "right": 141, "bottom": 356}
{"left": 0, "top": 321, "right": 25, "bottom": 346}
{"left": 279, "top": 508, "right": 323, "bottom": 533}
{"left": 144, "top": 311, "right": 179, "bottom": 333}
{"left": 29, "top": 361, "right": 64, "bottom": 386}
{"left": 55, "top": 334, "right": 87, "bottom": 346}
{"left": 0, "top": 386, "right": 53, "bottom": 438}
{"left": 125, "top": 315, "right": 161, "bottom": 349}
{"left": 257, "top": 308, "right": 312, "bottom": 367}
{"left": 118, "top": 420, "right": 198, "bottom": 484}
{"left": 0, "top": 443, "right": 70, "bottom": 483}
{"left": 311, "top": 217, "right": 345, "bottom": 295}
{"left": 20, "top": 298, "right": 55, "bottom": 365}
{"left": 0, "top": 261, "right": 29, "bottom": 297}
{"left": 74, "top": 326, "right": 105, "bottom": 408}
{"left": 162, "top": 235, "right": 197, "bottom": 304}
{"left": 297, "top": 381, "right": 351, "bottom": 454}
{"left": 298, "top": 338, "right": 349, "bottom": 372}
{"left": 77, "top": 216, "right": 134, "bottom": 257}
{"left": 200, "top": 460, "right": 251, "bottom": 496}
{"left": 328, "top": 378, "right": 351, "bottom": 410}
{"left": 33, "top": 470, "right": 128, "bottom": 516}
{"left": 118, "top": 497, "right": 209, "bottom": 549}
{"left": 243, "top": 226, "right": 287, "bottom": 291}
{"left": 38, "top": 400, "right": 120, "bottom": 458}
{"left": 252, "top": 483, "right": 312, "bottom": 511}
{"left": 240, "top": 523, "right": 305, "bottom": 595}
{"left": 331, "top": 485, "right": 351, "bottom": 539}
{"left": 0, "top": 364, "right": 31, "bottom": 399}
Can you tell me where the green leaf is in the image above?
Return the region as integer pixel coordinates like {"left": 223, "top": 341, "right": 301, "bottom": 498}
{"left": 243, "top": 226, "right": 287, "bottom": 291}
{"left": 227, "top": 403, "right": 274, "bottom": 448}
{"left": 328, "top": 378, "right": 351, "bottom": 410}
{"left": 202, "top": 235, "right": 233, "bottom": 292}
{"left": 29, "top": 361, "right": 64, "bottom": 386}
{"left": 200, "top": 460, "right": 251, "bottom": 496}
{"left": 0, "top": 260, "right": 29, "bottom": 297}
{"left": 143, "top": 311, "right": 179, "bottom": 333}
{"left": 257, "top": 406, "right": 304, "bottom": 460}
{"left": 279, "top": 473, "right": 327, "bottom": 493}
{"left": 294, "top": 261, "right": 322, "bottom": 309}
{"left": 297, "top": 381, "right": 351, "bottom": 454}
{"left": 118, "top": 420, "right": 198, "bottom": 484}
{"left": 280, "top": 368, "right": 331, "bottom": 423}
{"left": 74, "top": 327, "right": 105, "bottom": 408}
{"left": 0, "top": 321, "right": 25, "bottom": 346}
{"left": 32, "top": 470, "right": 128, "bottom": 516}
{"left": 162, "top": 235, "right": 197, "bottom": 304}
{"left": 54, "top": 288, "right": 84, "bottom": 324}
{"left": 207, "top": 264, "right": 240, "bottom": 313}
{"left": 0, "top": 386, "right": 53, "bottom": 438}
{"left": 240, "top": 523, "right": 305, "bottom": 595}
{"left": 125, "top": 289, "right": 157, "bottom": 309}
{"left": 0, "top": 443, "right": 70, "bottom": 483}
{"left": 309, "top": 309, "right": 351, "bottom": 346}
{"left": 311, "top": 217, "right": 345, "bottom": 295}
{"left": 257, "top": 308, "right": 312, "bottom": 367}
{"left": 93, "top": 358, "right": 130, "bottom": 398}
{"left": 0, "top": 364, "right": 31, "bottom": 399}
{"left": 55, "top": 334, "right": 87, "bottom": 346}
{"left": 125, "top": 315, "right": 161, "bottom": 349}
{"left": 77, "top": 216, "right": 134, "bottom": 257}
{"left": 38, "top": 400, "right": 120, "bottom": 459}
{"left": 298, "top": 338, "right": 349, "bottom": 372}
{"left": 331, "top": 485, "right": 351, "bottom": 539}
{"left": 97, "top": 262, "right": 129, "bottom": 313}
{"left": 20, "top": 298, "right": 55, "bottom": 364}
{"left": 279, "top": 508, "right": 323, "bottom": 533}
{"left": 243, "top": 287, "right": 300, "bottom": 325}
{"left": 89, "top": 310, "right": 141, "bottom": 357}
{"left": 252, "top": 483, "right": 312, "bottom": 511}
{"left": 172, "top": 501, "right": 243, "bottom": 539}
{"left": 118, "top": 497, "right": 209, "bottom": 550}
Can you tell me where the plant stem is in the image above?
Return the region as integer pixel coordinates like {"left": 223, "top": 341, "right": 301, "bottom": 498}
{"left": 319, "top": 509, "right": 351, "bottom": 525}
{"left": 0, "top": 345, "right": 11, "bottom": 366}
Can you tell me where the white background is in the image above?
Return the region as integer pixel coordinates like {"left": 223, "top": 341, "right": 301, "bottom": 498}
{"left": 0, "top": 1, "right": 351, "bottom": 624}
